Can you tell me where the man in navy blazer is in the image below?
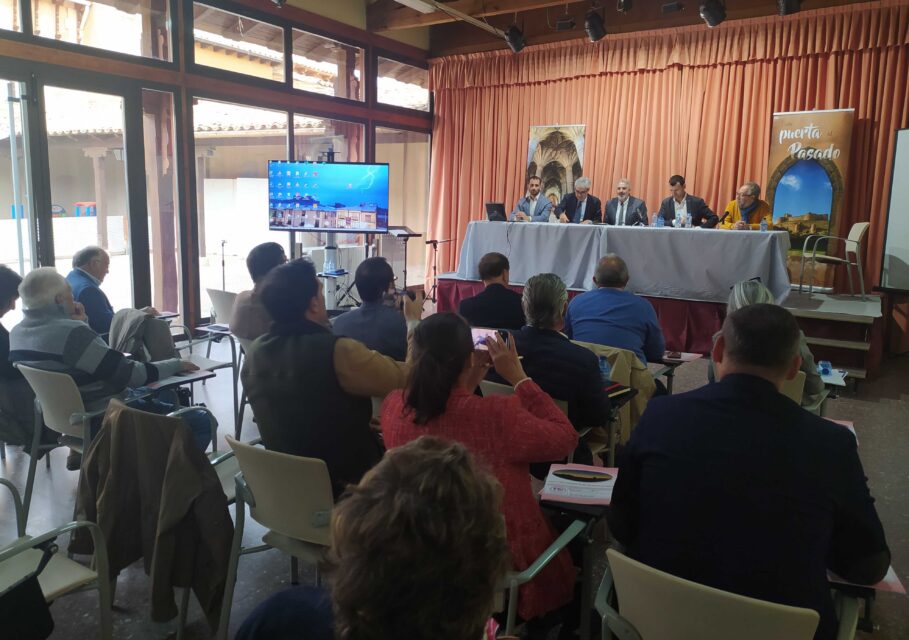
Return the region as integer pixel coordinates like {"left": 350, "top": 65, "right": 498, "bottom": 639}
{"left": 604, "top": 178, "right": 648, "bottom": 226}
{"left": 458, "top": 253, "right": 525, "bottom": 330}
{"left": 510, "top": 175, "right": 552, "bottom": 222}
{"left": 609, "top": 304, "right": 890, "bottom": 640}
{"left": 556, "top": 176, "right": 602, "bottom": 224}
{"left": 657, "top": 175, "right": 718, "bottom": 228}
{"left": 66, "top": 246, "right": 155, "bottom": 335}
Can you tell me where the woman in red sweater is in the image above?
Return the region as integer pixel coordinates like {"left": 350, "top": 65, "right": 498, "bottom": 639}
{"left": 382, "top": 312, "right": 578, "bottom": 626}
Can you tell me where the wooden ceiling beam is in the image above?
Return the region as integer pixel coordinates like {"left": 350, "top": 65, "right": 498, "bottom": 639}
{"left": 367, "top": 0, "right": 588, "bottom": 31}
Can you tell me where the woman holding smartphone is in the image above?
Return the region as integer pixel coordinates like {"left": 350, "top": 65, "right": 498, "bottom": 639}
{"left": 382, "top": 312, "right": 578, "bottom": 633}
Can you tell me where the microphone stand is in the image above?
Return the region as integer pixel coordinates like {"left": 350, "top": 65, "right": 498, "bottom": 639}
{"left": 425, "top": 239, "right": 452, "bottom": 303}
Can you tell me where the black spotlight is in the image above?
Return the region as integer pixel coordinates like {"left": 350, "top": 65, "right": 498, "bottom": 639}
{"left": 777, "top": 0, "right": 800, "bottom": 15}
{"left": 585, "top": 11, "right": 607, "bottom": 42}
{"left": 617, "top": 0, "right": 632, "bottom": 12}
{"left": 504, "top": 24, "right": 525, "bottom": 53}
{"left": 699, "top": 0, "right": 726, "bottom": 27}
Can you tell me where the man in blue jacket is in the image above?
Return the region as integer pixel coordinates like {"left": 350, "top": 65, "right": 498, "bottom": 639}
{"left": 66, "top": 246, "right": 155, "bottom": 335}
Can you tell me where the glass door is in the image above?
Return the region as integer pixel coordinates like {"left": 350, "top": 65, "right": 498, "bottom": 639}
{"left": 0, "top": 79, "right": 37, "bottom": 328}
{"left": 42, "top": 85, "right": 134, "bottom": 310}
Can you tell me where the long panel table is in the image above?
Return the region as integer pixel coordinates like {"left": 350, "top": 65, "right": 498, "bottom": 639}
{"left": 453, "top": 221, "right": 791, "bottom": 303}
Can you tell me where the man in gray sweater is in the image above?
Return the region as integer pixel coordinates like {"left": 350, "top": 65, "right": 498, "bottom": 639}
{"left": 9, "top": 268, "right": 210, "bottom": 463}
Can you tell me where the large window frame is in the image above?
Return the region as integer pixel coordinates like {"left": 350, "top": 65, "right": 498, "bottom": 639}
{"left": 0, "top": 0, "right": 430, "bottom": 324}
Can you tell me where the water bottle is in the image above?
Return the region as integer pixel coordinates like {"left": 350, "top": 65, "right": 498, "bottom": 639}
{"left": 685, "top": 215, "right": 693, "bottom": 229}
{"left": 599, "top": 356, "right": 612, "bottom": 383}
{"left": 656, "top": 215, "right": 664, "bottom": 228}
{"left": 817, "top": 360, "right": 832, "bottom": 376}
{"left": 759, "top": 218, "right": 769, "bottom": 232}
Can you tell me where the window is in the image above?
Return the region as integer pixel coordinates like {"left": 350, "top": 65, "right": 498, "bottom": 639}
{"left": 1, "top": 0, "right": 20, "bottom": 31}
{"left": 193, "top": 3, "right": 284, "bottom": 83}
{"left": 375, "top": 127, "right": 430, "bottom": 283}
{"left": 31, "top": 0, "right": 171, "bottom": 60}
{"left": 293, "top": 113, "right": 365, "bottom": 251}
{"left": 292, "top": 29, "right": 363, "bottom": 101}
{"left": 377, "top": 57, "right": 430, "bottom": 112}
{"left": 193, "top": 98, "right": 287, "bottom": 317}
{"left": 43, "top": 86, "right": 133, "bottom": 312}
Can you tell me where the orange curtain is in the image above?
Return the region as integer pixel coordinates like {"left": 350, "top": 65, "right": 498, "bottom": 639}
{"left": 426, "top": 0, "right": 909, "bottom": 290}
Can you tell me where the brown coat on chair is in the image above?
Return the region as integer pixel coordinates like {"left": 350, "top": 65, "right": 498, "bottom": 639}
{"left": 70, "top": 400, "right": 233, "bottom": 630}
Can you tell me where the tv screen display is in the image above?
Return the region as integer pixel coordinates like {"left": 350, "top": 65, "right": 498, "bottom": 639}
{"left": 268, "top": 160, "right": 389, "bottom": 234}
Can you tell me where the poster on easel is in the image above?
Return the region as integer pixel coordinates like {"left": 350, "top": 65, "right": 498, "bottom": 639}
{"left": 766, "top": 109, "right": 854, "bottom": 288}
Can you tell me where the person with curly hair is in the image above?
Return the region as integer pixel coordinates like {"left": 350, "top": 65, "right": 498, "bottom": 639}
{"left": 234, "top": 436, "right": 511, "bottom": 640}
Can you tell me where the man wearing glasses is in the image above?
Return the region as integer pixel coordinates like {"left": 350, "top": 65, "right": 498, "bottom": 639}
{"left": 556, "top": 176, "right": 603, "bottom": 224}
{"left": 720, "top": 182, "right": 773, "bottom": 230}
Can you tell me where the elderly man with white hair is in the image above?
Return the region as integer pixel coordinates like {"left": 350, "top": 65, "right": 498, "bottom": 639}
{"left": 555, "top": 176, "right": 603, "bottom": 224}
{"left": 65, "top": 245, "right": 157, "bottom": 335}
{"left": 9, "top": 268, "right": 210, "bottom": 466}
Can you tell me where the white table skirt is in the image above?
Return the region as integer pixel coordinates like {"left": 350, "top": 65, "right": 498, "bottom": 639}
{"left": 453, "top": 221, "right": 791, "bottom": 303}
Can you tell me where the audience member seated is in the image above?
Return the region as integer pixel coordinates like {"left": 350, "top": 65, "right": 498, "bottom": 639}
{"left": 235, "top": 437, "right": 510, "bottom": 640}
{"left": 708, "top": 280, "right": 825, "bottom": 410}
{"left": 565, "top": 254, "right": 666, "bottom": 365}
{"left": 9, "top": 268, "right": 211, "bottom": 460}
{"left": 0, "top": 265, "right": 37, "bottom": 449}
{"left": 66, "top": 246, "right": 156, "bottom": 335}
{"left": 230, "top": 242, "right": 287, "bottom": 341}
{"left": 609, "top": 304, "right": 890, "bottom": 640}
{"left": 242, "top": 258, "right": 423, "bottom": 497}
{"left": 490, "top": 274, "right": 611, "bottom": 458}
{"left": 382, "top": 313, "right": 578, "bottom": 630}
{"left": 458, "top": 252, "right": 525, "bottom": 330}
{"left": 332, "top": 257, "right": 407, "bottom": 361}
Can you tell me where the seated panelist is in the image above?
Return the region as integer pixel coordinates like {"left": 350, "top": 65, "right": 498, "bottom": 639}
{"left": 604, "top": 178, "right": 647, "bottom": 226}
{"left": 720, "top": 182, "right": 773, "bottom": 230}
{"left": 657, "top": 175, "right": 718, "bottom": 228}
{"left": 556, "top": 177, "right": 602, "bottom": 224}
{"left": 510, "top": 175, "right": 552, "bottom": 222}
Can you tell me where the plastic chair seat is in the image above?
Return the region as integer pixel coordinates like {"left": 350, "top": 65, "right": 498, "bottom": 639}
{"left": 262, "top": 531, "right": 328, "bottom": 564}
{"left": 0, "top": 546, "right": 98, "bottom": 601}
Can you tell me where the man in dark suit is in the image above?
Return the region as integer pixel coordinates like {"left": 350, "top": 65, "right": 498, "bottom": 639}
{"left": 609, "top": 304, "right": 890, "bottom": 640}
{"left": 604, "top": 178, "right": 648, "bottom": 226}
{"left": 488, "top": 274, "right": 611, "bottom": 470}
{"left": 556, "top": 176, "right": 602, "bottom": 224}
{"left": 458, "top": 253, "right": 525, "bottom": 330}
{"left": 657, "top": 175, "right": 718, "bottom": 228}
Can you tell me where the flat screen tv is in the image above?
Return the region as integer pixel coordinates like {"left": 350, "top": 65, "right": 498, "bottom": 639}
{"left": 268, "top": 160, "right": 389, "bottom": 234}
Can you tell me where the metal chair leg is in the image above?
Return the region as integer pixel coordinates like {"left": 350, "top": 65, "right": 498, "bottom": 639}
{"left": 845, "top": 261, "right": 855, "bottom": 296}
{"left": 291, "top": 556, "right": 300, "bottom": 585}
{"left": 217, "top": 490, "right": 247, "bottom": 640}
{"left": 23, "top": 405, "right": 44, "bottom": 525}
{"left": 855, "top": 248, "right": 867, "bottom": 300}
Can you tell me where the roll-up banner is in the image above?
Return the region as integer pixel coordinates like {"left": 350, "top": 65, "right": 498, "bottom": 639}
{"left": 766, "top": 109, "right": 855, "bottom": 287}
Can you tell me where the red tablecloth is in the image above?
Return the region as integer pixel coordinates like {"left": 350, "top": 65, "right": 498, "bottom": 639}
{"left": 437, "top": 278, "right": 725, "bottom": 354}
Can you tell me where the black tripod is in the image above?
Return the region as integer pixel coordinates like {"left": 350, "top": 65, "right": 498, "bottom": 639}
{"left": 425, "top": 238, "right": 451, "bottom": 303}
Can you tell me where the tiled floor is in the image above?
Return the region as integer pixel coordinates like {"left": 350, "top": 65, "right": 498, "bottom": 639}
{"left": 1, "top": 340, "right": 907, "bottom": 639}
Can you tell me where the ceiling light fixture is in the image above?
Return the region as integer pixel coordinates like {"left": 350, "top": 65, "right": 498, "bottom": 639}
{"left": 505, "top": 24, "right": 525, "bottom": 53}
{"left": 777, "top": 0, "right": 800, "bottom": 15}
{"left": 585, "top": 10, "right": 606, "bottom": 41}
{"left": 699, "top": 0, "right": 726, "bottom": 27}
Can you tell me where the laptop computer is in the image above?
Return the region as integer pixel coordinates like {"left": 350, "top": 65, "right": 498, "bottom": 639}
{"left": 485, "top": 203, "right": 507, "bottom": 221}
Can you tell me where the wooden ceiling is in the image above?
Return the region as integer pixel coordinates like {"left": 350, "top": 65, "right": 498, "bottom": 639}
{"left": 366, "top": 0, "right": 874, "bottom": 57}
